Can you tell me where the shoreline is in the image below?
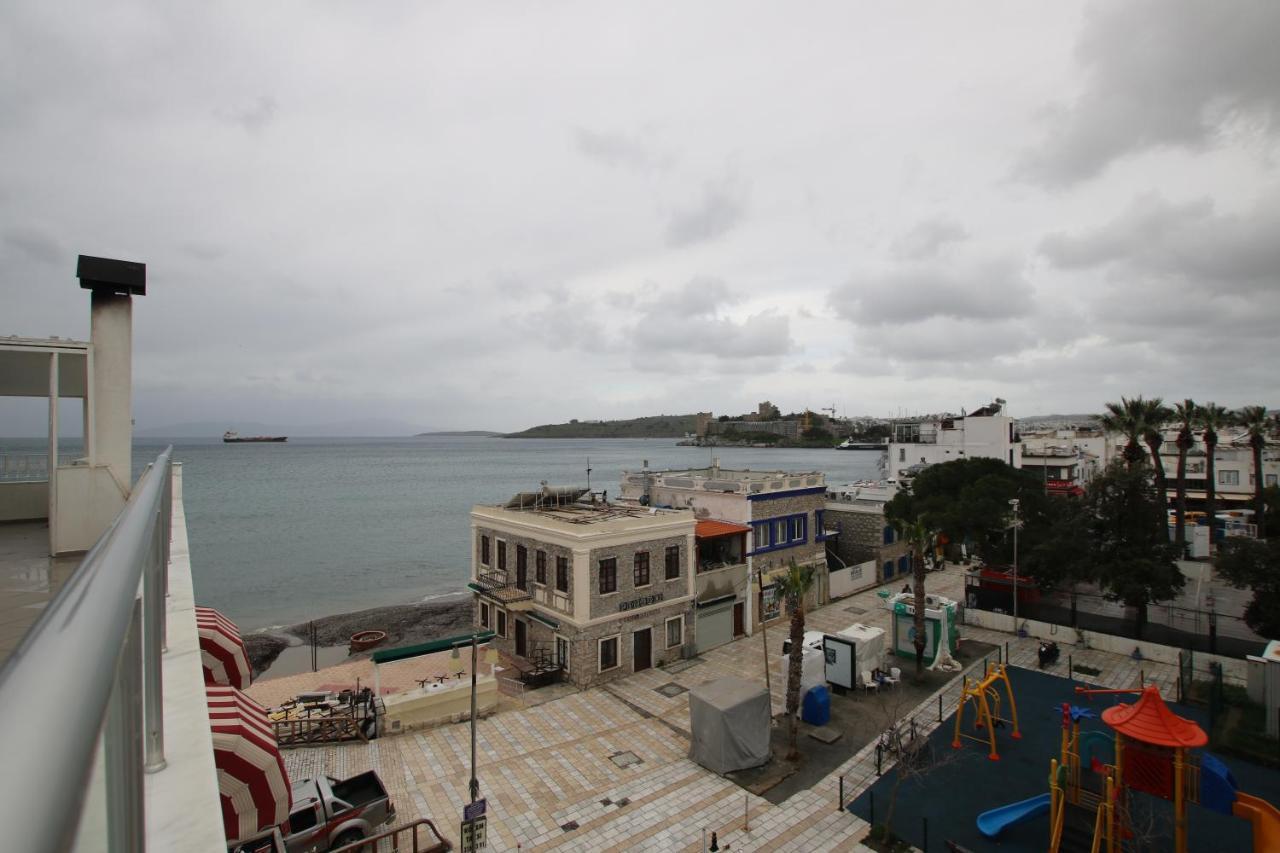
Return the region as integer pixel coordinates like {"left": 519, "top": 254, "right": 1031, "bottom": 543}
{"left": 243, "top": 594, "right": 474, "bottom": 679}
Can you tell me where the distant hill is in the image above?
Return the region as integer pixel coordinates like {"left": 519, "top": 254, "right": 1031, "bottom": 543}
{"left": 415, "top": 430, "right": 503, "bottom": 437}
{"left": 506, "top": 415, "right": 698, "bottom": 439}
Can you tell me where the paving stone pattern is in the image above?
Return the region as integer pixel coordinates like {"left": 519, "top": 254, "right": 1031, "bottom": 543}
{"left": 283, "top": 567, "right": 1185, "bottom": 851}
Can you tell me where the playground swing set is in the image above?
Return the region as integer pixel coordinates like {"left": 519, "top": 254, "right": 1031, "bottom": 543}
{"left": 951, "top": 662, "right": 1021, "bottom": 761}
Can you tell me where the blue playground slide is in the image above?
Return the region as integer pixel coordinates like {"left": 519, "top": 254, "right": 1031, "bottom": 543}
{"left": 976, "top": 793, "right": 1052, "bottom": 839}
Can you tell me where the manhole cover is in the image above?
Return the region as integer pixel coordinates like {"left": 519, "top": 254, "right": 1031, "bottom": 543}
{"left": 609, "top": 750, "right": 643, "bottom": 768}
{"left": 654, "top": 682, "right": 688, "bottom": 698}
{"left": 844, "top": 605, "right": 867, "bottom": 615}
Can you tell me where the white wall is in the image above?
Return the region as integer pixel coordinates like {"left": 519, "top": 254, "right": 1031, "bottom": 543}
{"left": 53, "top": 465, "right": 127, "bottom": 553}
{"left": 830, "top": 559, "right": 877, "bottom": 599}
{"left": 0, "top": 482, "right": 47, "bottom": 521}
{"left": 962, "top": 608, "right": 1248, "bottom": 685}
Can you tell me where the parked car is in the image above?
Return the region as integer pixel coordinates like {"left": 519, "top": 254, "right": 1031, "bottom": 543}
{"left": 228, "top": 771, "right": 395, "bottom": 853}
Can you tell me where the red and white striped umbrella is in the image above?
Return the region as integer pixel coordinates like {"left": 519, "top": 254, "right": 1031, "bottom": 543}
{"left": 197, "top": 606, "right": 252, "bottom": 689}
{"left": 207, "top": 686, "right": 292, "bottom": 843}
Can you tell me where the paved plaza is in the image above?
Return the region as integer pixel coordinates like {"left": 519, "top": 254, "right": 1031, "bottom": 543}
{"left": 279, "top": 567, "right": 1187, "bottom": 851}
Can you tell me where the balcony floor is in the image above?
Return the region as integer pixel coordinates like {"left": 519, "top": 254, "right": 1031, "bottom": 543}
{"left": 0, "top": 521, "right": 79, "bottom": 665}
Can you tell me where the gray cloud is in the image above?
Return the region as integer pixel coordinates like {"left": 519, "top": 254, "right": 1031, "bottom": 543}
{"left": 628, "top": 277, "right": 792, "bottom": 366}
{"left": 831, "top": 258, "right": 1034, "bottom": 326}
{"left": 1041, "top": 190, "right": 1280, "bottom": 293}
{"left": 219, "top": 96, "right": 278, "bottom": 133}
{"left": 1017, "top": 0, "right": 1280, "bottom": 185}
{"left": 665, "top": 177, "right": 748, "bottom": 247}
{"left": 573, "top": 128, "right": 672, "bottom": 172}
{"left": 890, "top": 218, "right": 969, "bottom": 260}
{"left": 2, "top": 225, "right": 63, "bottom": 266}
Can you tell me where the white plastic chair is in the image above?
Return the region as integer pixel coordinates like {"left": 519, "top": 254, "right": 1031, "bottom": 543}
{"left": 861, "top": 670, "right": 879, "bottom": 694}
{"left": 887, "top": 666, "right": 902, "bottom": 687}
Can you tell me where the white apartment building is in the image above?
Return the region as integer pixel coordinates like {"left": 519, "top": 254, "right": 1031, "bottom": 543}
{"left": 885, "top": 400, "right": 1019, "bottom": 479}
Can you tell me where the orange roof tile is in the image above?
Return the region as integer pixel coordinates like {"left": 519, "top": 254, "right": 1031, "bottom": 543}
{"left": 1101, "top": 685, "right": 1208, "bottom": 748}
{"left": 696, "top": 519, "right": 752, "bottom": 539}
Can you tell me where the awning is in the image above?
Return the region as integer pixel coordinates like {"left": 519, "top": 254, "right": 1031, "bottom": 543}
{"left": 696, "top": 593, "right": 736, "bottom": 609}
{"left": 207, "top": 686, "right": 292, "bottom": 843}
{"left": 197, "top": 606, "right": 252, "bottom": 689}
{"left": 529, "top": 611, "right": 560, "bottom": 630}
{"left": 696, "top": 519, "right": 752, "bottom": 539}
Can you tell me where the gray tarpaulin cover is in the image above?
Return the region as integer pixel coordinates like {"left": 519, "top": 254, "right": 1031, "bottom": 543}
{"left": 688, "top": 677, "right": 771, "bottom": 774}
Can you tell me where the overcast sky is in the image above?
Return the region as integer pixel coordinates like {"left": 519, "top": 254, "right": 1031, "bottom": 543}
{"left": 3, "top": 1, "right": 1278, "bottom": 434}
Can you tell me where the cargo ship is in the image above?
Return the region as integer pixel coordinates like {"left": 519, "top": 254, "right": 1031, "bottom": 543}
{"left": 223, "top": 430, "right": 287, "bottom": 443}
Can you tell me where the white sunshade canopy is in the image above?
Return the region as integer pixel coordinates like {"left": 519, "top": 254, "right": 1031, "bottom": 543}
{"left": 0, "top": 337, "right": 89, "bottom": 398}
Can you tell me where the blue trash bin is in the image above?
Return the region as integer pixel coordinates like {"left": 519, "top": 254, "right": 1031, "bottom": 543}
{"left": 801, "top": 684, "right": 831, "bottom": 726}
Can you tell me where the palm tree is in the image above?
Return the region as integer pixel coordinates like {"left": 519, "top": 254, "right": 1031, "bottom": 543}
{"left": 896, "top": 519, "right": 934, "bottom": 677}
{"left": 1100, "top": 397, "right": 1151, "bottom": 468}
{"left": 777, "top": 559, "right": 816, "bottom": 759}
{"left": 1139, "top": 398, "right": 1172, "bottom": 517}
{"left": 1172, "top": 399, "right": 1197, "bottom": 555}
{"left": 1237, "top": 405, "right": 1272, "bottom": 534}
{"left": 1199, "top": 403, "right": 1233, "bottom": 552}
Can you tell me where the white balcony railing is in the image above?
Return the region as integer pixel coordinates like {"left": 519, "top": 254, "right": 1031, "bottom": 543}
{"left": 0, "top": 448, "right": 174, "bottom": 852}
{"left": 0, "top": 452, "right": 48, "bottom": 482}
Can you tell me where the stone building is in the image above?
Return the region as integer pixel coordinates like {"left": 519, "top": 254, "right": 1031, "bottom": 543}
{"left": 823, "top": 482, "right": 911, "bottom": 594}
{"left": 469, "top": 488, "right": 696, "bottom": 688}
{"left": 618, "top": 462, "right": 833, "bottom": 651}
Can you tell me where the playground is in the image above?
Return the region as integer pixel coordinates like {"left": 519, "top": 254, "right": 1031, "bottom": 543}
{"left": 848, "top": 666, "right": 1280, "bottom": 852}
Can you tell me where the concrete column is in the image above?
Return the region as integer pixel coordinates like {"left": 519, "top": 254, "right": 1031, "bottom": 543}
{"left": 48, "top": 352, "right": 59, "bottom": 555}
{"left": 90, "top": 292, "right": 133, "bottom": 494}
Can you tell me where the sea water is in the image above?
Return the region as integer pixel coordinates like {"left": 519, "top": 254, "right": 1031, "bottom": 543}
{"left": 6, "top": 435, "right": 883, "bottom": 631}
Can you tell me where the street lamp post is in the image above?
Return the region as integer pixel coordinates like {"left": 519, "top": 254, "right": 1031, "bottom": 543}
{"left": 453, "top": 635, "right": 481, "bottom": 804}
{"left": 1009, "top": 499, "right": 1020, "bottom": 632}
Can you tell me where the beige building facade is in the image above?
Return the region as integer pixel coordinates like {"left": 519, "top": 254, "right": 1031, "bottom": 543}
{"left": 469, "top": 497, "right": 697, "bottom": 688}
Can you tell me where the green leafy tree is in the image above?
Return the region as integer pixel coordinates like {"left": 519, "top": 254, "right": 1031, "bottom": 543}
{"left": 884, "top": 458, "right": 1052, "bottom": 565}
{"left": 1171, "top": 399, "right": 1198, "bottom": 554}
{"left": 1198, "top": 403, "right": 1233, "bottom": 550}
{"left": 777, "top": 560, "right": 816, "bottom": 760}
{"left": 1087, "top": 462, "right": 1185, "bottom": 638}
{"left": 1022, "top": 495, "right": 1094, "bottom": 626}
{"left": 1214, "top": 538, "right": 1280, "bottom": 637}
{"left": 1236, "top": 405, "right": 1273, "bottom": 530}
{"left": 895, "top": 520, "right": 933, "bottom": 677}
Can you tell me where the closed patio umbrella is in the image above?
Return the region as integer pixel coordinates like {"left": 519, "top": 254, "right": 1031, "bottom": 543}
{"left": 207, "top": 685, "right": 292, "bottom": 843}
{"left": 197, "top": 606, "right": 252, "bottom": 689}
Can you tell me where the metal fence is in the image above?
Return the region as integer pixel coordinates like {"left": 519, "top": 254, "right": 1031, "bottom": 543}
{"left": 962, "top": 574, "right": 1266, "bottom": 660}
{"left": 0, "top": 447, "right": 173, "bottom": 852}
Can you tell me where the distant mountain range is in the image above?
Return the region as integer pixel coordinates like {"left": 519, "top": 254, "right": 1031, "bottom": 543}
{"left": 136, "top": 418, "right": 437, "bottom": 437}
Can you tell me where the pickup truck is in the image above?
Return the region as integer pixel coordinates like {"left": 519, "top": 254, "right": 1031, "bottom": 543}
{"left": 228, "top": 771, "right": 395, "bottom": 853}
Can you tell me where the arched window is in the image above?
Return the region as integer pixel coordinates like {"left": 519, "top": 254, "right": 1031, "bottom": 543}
{"left": 897, "top": 555, "right": 911, "bottom": 575}
{"left": 883, "top": 561, "right": 893, "bottom": 579}
{"left": 883, "top": 526, "right": 895, "bottom": 545}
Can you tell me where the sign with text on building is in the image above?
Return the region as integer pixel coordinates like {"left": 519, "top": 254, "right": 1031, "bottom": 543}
{"left": 461, "top": 816, "right": 487, "bottom": 851}
{"left": 618, "top": 592, "right": 664, "bottom": 612}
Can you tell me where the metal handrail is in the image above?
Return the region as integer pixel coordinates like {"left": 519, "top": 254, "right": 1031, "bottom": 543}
{"left": 0, "top": 447, "right": 173, "bottom": 853}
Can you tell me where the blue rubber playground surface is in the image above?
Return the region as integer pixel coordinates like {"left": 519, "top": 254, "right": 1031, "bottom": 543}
{"left": 847, "top": 667, "right": 1280, "bottom": 852}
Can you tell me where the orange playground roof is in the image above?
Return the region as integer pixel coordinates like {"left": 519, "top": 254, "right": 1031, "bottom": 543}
{"left": 1101, "top": 685, "right": 1208, "bottom": 748}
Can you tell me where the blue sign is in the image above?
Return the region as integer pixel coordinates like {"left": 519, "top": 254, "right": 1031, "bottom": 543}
{"left": 464, "top": 798, "right": 487, "bottom": 821}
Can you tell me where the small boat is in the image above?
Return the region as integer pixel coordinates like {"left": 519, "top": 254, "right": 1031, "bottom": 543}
{"left": 349, "top": 630, "right": 388, "bottom": 652}
{"left": 836, "top": 439, "right": 885, "bottom": 450}
{"left": 223, "top": 430, "right": 288, "bottom": 443}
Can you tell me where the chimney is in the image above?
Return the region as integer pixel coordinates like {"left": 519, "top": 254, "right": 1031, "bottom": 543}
{"left": 77, "top": 255, "right": 145, "bottom": 492}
